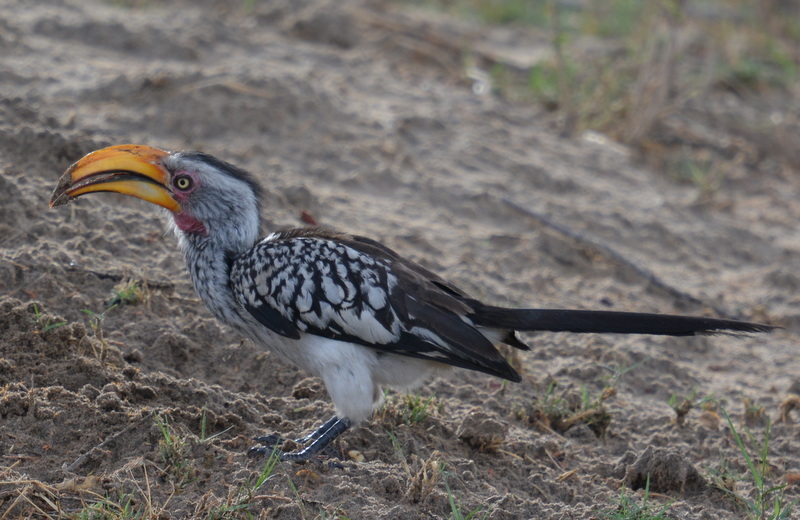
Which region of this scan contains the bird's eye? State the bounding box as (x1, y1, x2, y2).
(174, 175, 193, 191)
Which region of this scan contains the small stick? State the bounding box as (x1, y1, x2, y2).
(64, 416, 148, 473)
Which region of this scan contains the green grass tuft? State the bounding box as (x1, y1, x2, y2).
(721, 408, 797, 520)
(599, 474, 673, 519)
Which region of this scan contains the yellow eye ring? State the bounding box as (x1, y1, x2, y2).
(174, 176, 193, 191)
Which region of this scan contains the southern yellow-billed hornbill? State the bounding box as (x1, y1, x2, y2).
(50, 145, 775, 461)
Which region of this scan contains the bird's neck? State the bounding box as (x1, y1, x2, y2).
(177, 230, 253, 326)
(166, 204, 260, 324)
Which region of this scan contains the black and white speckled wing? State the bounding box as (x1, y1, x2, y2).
(229, 228, 521, 381)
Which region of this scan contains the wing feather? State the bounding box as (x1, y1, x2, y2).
(229, 228, 520, 381)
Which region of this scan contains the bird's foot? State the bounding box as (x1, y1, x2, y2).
(247, 434, 285, 458)
(247, 416, 351, 462)
(246, 435, 339, 460)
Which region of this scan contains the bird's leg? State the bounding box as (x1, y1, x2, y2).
(280, 417, 351, 462)
(248, 416, 351, 462)
(250, 416, 340, 448)
(293, 416, 341, 444)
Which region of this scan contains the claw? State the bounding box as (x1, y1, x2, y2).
(254, 434, 283, 445)
(247, 434, 285, 458)
(247, 445, 279, 458)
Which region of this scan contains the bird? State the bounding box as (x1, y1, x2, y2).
(50, 144, 775, 461)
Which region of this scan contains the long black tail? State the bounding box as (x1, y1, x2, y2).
(471, 306, 776, 337)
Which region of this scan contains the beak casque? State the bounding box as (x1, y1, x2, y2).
(49, 144, 180, 213)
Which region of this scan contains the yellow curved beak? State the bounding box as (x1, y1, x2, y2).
(49, 144, 181, 213)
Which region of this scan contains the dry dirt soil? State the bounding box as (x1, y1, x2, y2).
(2, 1, 800, 518)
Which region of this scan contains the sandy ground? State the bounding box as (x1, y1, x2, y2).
(2, 0, 800, 518)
